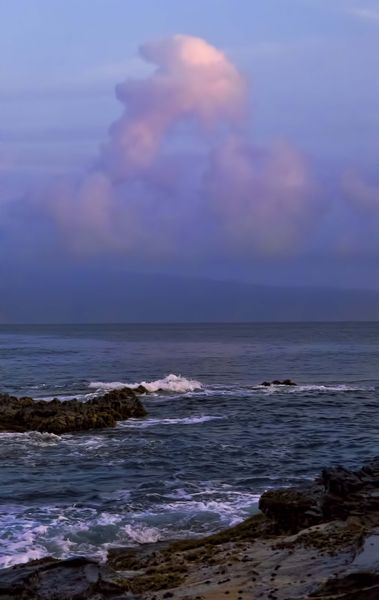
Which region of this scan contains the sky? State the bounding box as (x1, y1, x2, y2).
(0, 0, 378, 321)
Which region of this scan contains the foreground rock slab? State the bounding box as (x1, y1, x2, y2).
(0, 388, 147, 434)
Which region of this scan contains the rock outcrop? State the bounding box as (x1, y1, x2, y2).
(259, 457, 379, 532)
(1, 457, 379, 599)
(0, 557, 126, 600)
(261, 379, 297, 386)
(0, 557, 135, 600)
(0, 387, 147, 434)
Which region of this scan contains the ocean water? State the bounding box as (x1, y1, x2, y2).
(0, 322, 378, 568)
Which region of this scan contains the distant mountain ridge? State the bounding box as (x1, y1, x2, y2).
(1, 269, 378, 323)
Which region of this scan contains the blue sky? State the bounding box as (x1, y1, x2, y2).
(0, 0, 378, 319)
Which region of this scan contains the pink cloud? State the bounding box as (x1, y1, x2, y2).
(101, 34, 247, 180)
(33, 34, 330, 260)
(205, 136, 318, 255)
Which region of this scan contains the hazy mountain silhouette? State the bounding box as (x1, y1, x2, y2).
(1, 267, 378, 323)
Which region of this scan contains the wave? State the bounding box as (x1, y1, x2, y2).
(0, 477, 262, 568)
(153, 496, 260, 526)
(257, 383, 375, 394)
(129, 486, 261, 530)
(0, 505, 110, 569)
(31, 377, 371, 404)
(118, 415, 223, 428)
(0, 431, 61, 446)
(208, 382, 375, 396)
(300, 383, 374, 392)
(89, 373, 203, 394)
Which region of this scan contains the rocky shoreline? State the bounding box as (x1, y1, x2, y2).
(1, 457, 378, 599)
(0, 388, 147, 434)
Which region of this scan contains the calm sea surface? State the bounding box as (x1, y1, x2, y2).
(0, 322, 378, 567)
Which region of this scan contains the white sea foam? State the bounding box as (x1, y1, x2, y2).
(0, 482, 261, 568)
(203, 382, 374, 396)
(60, 435, 109, 454)
(297, 383, 374, 392)
(157, 496, 260, 526)
(131, 486, 261, 529)
(119, 415, 222, 429)
(123, 523, 163, 544)
(89, 373, 203, 394)
(0, 506, 122, 569)
(258, 383, 374, 393)
(1, 543, 46, 568)
(0, 431, 61, 445)
(0, 511, 49, 568)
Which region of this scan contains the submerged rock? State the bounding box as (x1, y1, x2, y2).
(0, 387, 147, 434)
(261, 379, 297, 386)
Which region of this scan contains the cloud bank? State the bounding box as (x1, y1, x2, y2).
(205, 137, 318, 255)
(6, 34, 377, 265)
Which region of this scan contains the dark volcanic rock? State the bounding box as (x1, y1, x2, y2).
(0, 387, 147, 434)
(0, 557, 127, 600)
(259, 457, 379, 533)
(322, 459, 379, 522)
(310, 571, 379, 599)
(261, 379, 297, 386)
(133, 384, 148, 394)
(259, 485, 323, 532)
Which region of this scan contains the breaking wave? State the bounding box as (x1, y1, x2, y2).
(0, 485, 260, 567)
(89, 374, 203, 394)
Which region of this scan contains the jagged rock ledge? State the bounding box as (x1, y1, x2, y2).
(1, 457, 379, 599)
(0, 388, 147, 434)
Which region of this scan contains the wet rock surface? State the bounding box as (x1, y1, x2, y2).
(1, 458, 379, 599)
(0, 388, 147, 434)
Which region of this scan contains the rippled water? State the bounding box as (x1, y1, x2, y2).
(0, 322, 378, 567)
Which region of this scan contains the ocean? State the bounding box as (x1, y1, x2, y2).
(0, 322, 378, 568)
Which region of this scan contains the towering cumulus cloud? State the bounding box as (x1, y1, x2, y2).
(41, 34, 318, 258)
(101, 35, 247, 180)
